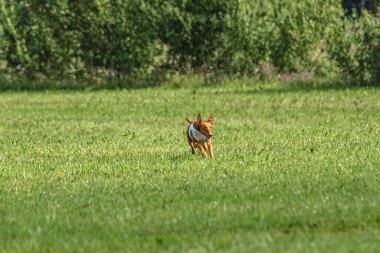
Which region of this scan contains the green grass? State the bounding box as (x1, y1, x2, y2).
(0, 81, 379, 252)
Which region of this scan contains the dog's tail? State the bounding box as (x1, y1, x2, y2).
(186, 118, 193, 124)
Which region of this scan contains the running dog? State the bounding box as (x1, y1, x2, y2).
(186, 113, 214, 159)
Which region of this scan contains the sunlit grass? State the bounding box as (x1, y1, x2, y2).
(0, 82, 379, 252)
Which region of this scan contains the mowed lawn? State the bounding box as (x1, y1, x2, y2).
(0, 82, 379, 252)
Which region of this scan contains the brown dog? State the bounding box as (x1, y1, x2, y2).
(186, 113, 214, 159)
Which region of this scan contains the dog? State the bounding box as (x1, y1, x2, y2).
(186, 113, 214, 159)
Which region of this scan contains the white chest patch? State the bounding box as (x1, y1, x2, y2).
(189, 123, 207, 144)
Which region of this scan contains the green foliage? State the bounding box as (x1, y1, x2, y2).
(0, 0, 162, 81)
(0, 0, 379, 85)
(155, 0, 237, 73)
(227, 0, 343, 75)
(0, 15, 8, 73)
(327, 11, 380, 83)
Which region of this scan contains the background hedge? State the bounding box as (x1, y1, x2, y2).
(0, 0, 379, 87)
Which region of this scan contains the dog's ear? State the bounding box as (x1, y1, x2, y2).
(208, 113, 213, 124)
(197, 114, 201, 123)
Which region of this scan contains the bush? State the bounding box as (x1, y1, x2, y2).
(0, 0, 379, 87)
(326, 11, 380, 84)
(226, 0, 344, 76)
(155, 0, 236, 74)
(0, 15, 8, 75)
(0, 0, 162, 83)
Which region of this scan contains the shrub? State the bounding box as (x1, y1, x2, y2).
(0, 0, 379, 87)
(0, 0, 162, 82)
(0, 14, 8, 75)
(326, 10, 380, 84)
(156, 0, 236, 74)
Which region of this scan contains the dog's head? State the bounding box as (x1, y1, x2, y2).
(195, 113, 213, 139)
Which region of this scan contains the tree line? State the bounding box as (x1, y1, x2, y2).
(0, 0, 379, 88)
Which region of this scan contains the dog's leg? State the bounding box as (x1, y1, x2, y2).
(206, 140, 214, 159)
(194, 142, 207, 158)
(189, 140, 195, 154)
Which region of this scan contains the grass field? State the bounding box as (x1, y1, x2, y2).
(0, 81, 379, 252)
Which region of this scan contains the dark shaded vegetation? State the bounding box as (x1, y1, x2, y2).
(0, 0, 379, 90)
